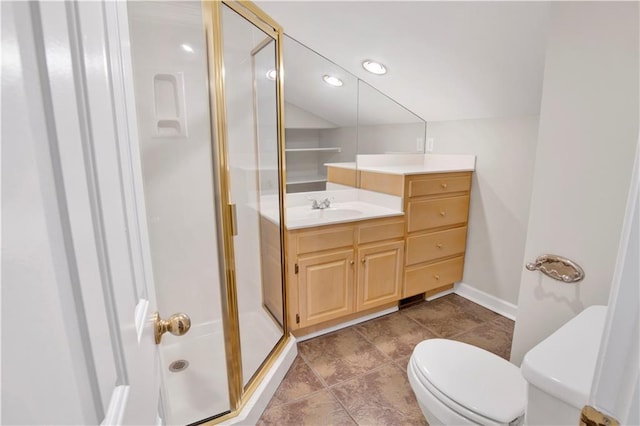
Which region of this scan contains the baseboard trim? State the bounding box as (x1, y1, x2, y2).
(454, 282, 518, 320)
(295, 306, 399, 342)
(425, 287, 456, 301)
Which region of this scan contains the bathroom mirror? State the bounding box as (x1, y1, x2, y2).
(283, 36, 358, 193)
(357, 80, 426, 155)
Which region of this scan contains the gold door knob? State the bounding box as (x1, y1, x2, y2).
(154, 312, 191, 344)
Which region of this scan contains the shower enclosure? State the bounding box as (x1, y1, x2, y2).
(125, 1, 288, 424)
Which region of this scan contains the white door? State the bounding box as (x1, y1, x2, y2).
(3, 1, 162, 424)
(588, 151, 639, 424)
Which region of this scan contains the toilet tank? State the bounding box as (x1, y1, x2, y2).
(521, 305, 607, 425)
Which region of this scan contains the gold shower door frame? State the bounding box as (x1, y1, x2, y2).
(201, 0, 289, 423)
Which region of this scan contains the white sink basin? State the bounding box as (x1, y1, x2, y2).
(282, 201, 403, 230)
(305, 208, 363, 219)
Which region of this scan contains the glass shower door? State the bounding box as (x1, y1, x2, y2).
(126, 1, 287, 423)
(219, 3, 286, 388)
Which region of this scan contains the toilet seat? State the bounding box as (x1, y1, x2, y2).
(410, 339, 526, 424)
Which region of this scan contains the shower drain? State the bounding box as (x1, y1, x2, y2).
(169, 359, 189, 373)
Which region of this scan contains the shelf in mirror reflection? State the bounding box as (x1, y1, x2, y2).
(286, 177, 327, 185)
(285, 147, 341, 153)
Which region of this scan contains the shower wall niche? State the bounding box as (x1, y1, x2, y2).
(152, 72, 187, 137)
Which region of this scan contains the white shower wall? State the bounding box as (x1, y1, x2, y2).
(128, 1, 224, 343)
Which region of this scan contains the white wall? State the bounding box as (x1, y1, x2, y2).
(511, 2, 639, 364)
(359, 123, 426, 155)
(427, 116, 539, 305)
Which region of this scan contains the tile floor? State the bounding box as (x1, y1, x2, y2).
(258, 294, 515, 425)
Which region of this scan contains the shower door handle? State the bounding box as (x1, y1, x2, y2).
(229, 203, 238, 236)
(154, 312, 191, 344)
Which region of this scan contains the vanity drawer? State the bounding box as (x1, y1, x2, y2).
(407, 173, 471, 198)
(294, 226, 354, 255)
(404, 256, 464, 297)
(407, 196, 470, 233)
(406, 227, 467, 266)
(358, 217, 405, 245)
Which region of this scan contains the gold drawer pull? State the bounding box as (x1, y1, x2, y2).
(434, 274, 440, 280)
(439, 211, 446, 217)
(436, 243, 444, 249)
(441, 183, 448, 189)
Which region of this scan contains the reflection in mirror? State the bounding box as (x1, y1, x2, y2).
(283, 36, 358, 193)
(357, 80, 426, 155)
(252, 37, 284, 329)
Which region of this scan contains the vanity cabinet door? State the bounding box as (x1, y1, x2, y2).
(297, 249, 355, 328)
(356, 241, 404, 311)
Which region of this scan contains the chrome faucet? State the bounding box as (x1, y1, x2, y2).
(309, 197, 332, 210)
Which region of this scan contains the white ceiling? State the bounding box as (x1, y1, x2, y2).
(257, 1, 551, 122)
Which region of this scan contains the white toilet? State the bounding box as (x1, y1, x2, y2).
(408, 305, 607, 425)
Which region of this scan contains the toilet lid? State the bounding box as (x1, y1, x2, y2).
(412, 339, 526, 424)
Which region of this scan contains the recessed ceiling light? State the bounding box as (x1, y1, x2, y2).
(181, 44, 194, 53)
(266, 68, 277, 80)
(322, 75, 343, 87)
(362, 60, 387, 75)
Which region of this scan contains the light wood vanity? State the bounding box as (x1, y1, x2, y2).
(284, 169, 473, 334)
(286, 216, 405, 330)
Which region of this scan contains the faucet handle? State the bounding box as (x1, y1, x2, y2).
(307, 197, 319, 209)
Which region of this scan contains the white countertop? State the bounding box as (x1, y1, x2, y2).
(324, 162, 356, 170)
(260, 189, 404, 230)
(356, 164, 474, 175)
(264, 154, 474, 230)
(284, 201, 403, 230)
(326, 154, 476, 175)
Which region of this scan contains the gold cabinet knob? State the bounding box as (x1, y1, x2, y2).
(436, 243, 444, 249)
(154, 312, 191, 344)
(361, 258, 366, 264)
(434, 274, 440, 280)
(439, 211, 446, 217)
(350, 260, 354, 265)
(441, 183, 448, 189)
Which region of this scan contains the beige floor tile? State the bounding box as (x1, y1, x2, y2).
(450, 320, 514, 359)
(258, 389, 356, 426)
(394, 356, 412, 372)
(401, 297, 486, 337)
(298, 328, 388, 386)
(442, 294, 502, 323)
(355, 313, 438, 360)
(267, 356, 325, 408)
(261, 297, 515, 425)
(330, 363, 427, 426)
